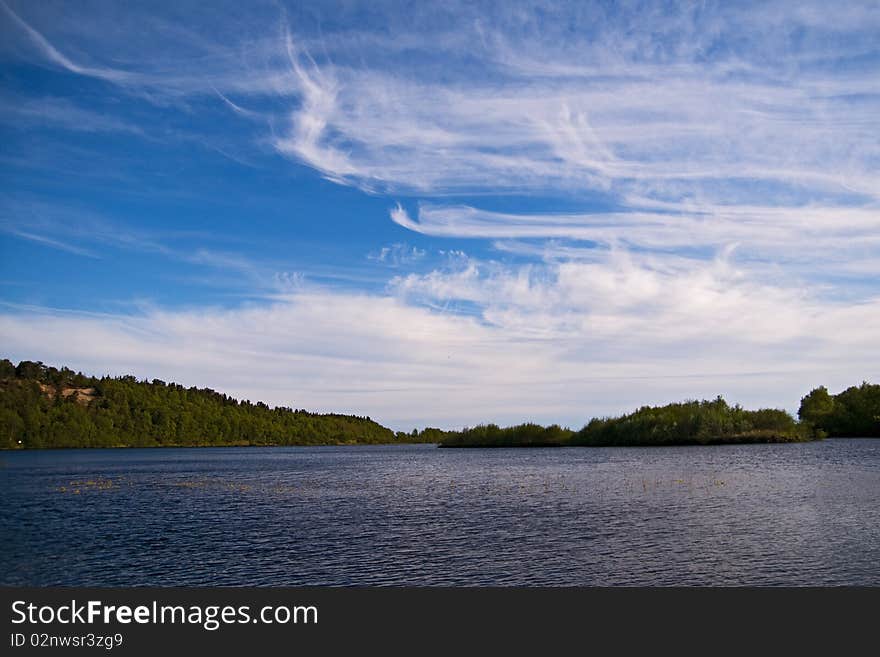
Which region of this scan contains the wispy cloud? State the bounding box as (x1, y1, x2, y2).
(5, 1, 877, 204)
(0, 95, 145, 134)
(0, 1, 134, 84)
(1, 228, 98, 258)
(368, 242, 426, 267)
(391, 204, 880, 282)
(267, 9, 880, 206)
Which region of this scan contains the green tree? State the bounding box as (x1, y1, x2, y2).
(0, 359, 16, 379)
(798, 386, 835, 429)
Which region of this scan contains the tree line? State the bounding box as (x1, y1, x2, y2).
(1, 359, 877, 449)
(439, 385, 879, 447)
(0, 359, 435, 448)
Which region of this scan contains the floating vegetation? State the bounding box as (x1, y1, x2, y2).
(56, 478, 117, 494)
(167, 478, 253, 493)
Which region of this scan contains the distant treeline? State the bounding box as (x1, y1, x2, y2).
(0, 359, 437, 449)
(1, 359, 877, 449)
(440, 384, 880, 447)
(440, 397, 808, 447)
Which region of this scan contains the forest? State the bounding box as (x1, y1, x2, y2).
(0, 359, 433, 448)
(1, 358, 877, 449)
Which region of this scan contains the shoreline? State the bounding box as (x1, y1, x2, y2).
(0, 441, 435, 451)
(3, 436, 874, 452)
(5, 361, 877, 449)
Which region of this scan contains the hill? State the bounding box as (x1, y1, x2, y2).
(0, 359, 420, 448)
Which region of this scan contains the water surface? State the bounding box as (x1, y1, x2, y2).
(1, 440, 878, 585)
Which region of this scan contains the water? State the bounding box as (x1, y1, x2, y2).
(1, 440, 878, 586)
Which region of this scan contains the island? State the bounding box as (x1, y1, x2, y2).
(440, 398, 808, 447)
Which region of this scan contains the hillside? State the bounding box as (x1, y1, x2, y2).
(0, 359, 419, 448)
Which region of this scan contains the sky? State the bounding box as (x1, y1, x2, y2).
(1, 0, 878, 430)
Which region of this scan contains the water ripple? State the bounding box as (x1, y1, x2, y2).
(1, 440, 879, 586)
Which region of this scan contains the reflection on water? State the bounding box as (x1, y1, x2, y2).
(1, 440, 879, 585)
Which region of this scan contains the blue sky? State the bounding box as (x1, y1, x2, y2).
(1, 0, 878, 429)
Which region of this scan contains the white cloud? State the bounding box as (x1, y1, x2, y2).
(5, 1, 878, 204)
(1, 229, 98, 258)
(0, 95, 144, 134)
(368, 242, 426, 267)
(392, 203, 880, 262)
(3, 255, 878, 429)
(267, 29, 880, 204)
(0, 1, 134, 84)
